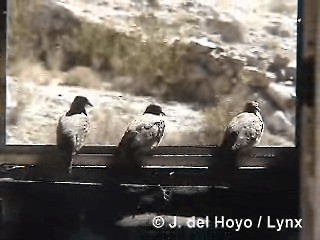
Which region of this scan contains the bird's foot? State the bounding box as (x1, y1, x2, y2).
(68, 166, 73, 175)
(158, 184, 172, 201)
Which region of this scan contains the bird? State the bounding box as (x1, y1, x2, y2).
(116, 104, 166, 167)
(56, 96, 93, 173)
(218, 101, 264, 172)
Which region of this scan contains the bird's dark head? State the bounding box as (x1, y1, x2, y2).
(144, 104, 165, 116)
(73, 96, 93, 107)
(66, 96, 93, 116)
(244, 101, 260, 113)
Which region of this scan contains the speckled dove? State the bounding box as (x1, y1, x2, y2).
(117, 104, 165, 167)
(56, 96, 92, 172)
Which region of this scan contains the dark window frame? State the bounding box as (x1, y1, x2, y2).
(0, 1, 6, 145)
(0, 2, 304, 237)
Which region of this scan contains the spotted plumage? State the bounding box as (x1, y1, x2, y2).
(117, 104, 165, 166)
(56, 96, 92, 172)
(219, 101, 264, 170)
(221, 101, 264, 152)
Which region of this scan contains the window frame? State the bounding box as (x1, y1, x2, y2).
(0, 0, 310, 238)
(0, 1, 304, 234)
(0, 1, 6, 145)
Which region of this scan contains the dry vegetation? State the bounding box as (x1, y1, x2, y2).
(61, 66, 102, 89)
(7, 0, 296, 146)
(203, 95, 249, 145)
(8, 0, 187, 98)
(87, 107, 129, 145)
(204, 107, 232, 145)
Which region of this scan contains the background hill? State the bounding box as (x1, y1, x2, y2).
(6, 0, 297, 146)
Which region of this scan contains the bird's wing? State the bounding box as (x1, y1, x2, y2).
(57, 113, 90, 152)
(222, 112, 263, 151)
(121, 115, 165, 150)
(136, 120, 165, 147)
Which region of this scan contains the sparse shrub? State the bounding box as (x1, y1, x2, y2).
(202, 97, 248, 145)
(87, 107, 129, 145)
(61, 66, 102, 89)
(8, 0, 80, 70)
(6, 78, 34, 126)
(7, 60, 54, 85)
(203, 105, 232, 145)
(9, 1, 187, 94)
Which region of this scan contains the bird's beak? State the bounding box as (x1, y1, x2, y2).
(87, 101, 93, 107)
(161, 111, 166, 116)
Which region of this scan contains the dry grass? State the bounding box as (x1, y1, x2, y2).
(7, 0, 296, 111)
(203, 105, 233, 145)
(202, 94, 252, 145)
(8, 0, 184, 78)
(8, 0, 41, 62)
(8, 0, 80, 70)
(61, 66, 102, 89)
(6, 78, 34, 126)
(86, 107, 127, 145)
(7, 60, 57, 85)
(8, 1, 188, 98)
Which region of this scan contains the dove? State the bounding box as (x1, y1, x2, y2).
(56, 96, 92, 172)
(220, 101, 264, 152)
(218, 101, 264, 174)
(117, 104, 165, 167)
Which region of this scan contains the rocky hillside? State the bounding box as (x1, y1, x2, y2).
(6, 0, 297, 146)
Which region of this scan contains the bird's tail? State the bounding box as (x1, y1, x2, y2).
(216, 133, 239, 178)
(115, 132, 141, 168)
(56, 147, 74, 174)
(218, 147, 237, 166)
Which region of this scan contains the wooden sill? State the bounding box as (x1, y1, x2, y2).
(0, 146, 298, 193)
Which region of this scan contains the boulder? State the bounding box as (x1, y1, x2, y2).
(243, 52, 259, 67)
(205, 14, 246, 43)
(240, 66, 276, 87)
(270, 52, 291, 70)
(267, 110, 294, 137)
(267, 52, 292, 82)
(264, 22, 292, 38)
(188, 37, 221, 54)
(265, 82, 296, 110)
